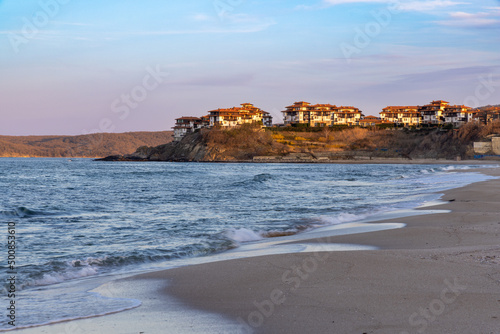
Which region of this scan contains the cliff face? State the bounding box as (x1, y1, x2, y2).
(124, 131, 208, 161)
(97, 124, 287, 162)
(96, 121, 500, 162)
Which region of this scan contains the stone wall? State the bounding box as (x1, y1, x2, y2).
(474, 142, 492, 154)
(492, 137, 500, 155)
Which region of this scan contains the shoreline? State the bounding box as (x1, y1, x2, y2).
(159, 167, 500, 333)
(205, 159, 500, 164)
(95, 157, 500, 164)
(10, 166, 500, 333)
(2, 156, 500, 164)
(160, 169, 500, 333)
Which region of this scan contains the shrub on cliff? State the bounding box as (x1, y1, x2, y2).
(203, 123, 289, 160)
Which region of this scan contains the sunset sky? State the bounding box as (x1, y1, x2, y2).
(1, 0, 499, 135)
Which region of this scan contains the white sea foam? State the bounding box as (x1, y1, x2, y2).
(225, 228, 263, 242)
(442, 165, 465, 171)
(441, 164, 498, 171)
(420, 168, 435, 174)
(31, 266, 99, 286)
(225, 212, 370, 244)
(316, 212, 368, 226)
(71, 256, 110, 267)
(2, 299, 142, 332)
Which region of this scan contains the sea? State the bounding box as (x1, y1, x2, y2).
(0, 158, 497, 331)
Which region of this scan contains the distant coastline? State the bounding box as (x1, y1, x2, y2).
(0, 131, 173, 158)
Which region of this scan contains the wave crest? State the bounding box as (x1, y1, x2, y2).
(225, 228, 263, 242)
(0, 206, 40, 218)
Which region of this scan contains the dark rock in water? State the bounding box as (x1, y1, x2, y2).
(94, 155, 145, 161)
(96, 156, 146, 161)
(95, 131, 208, 162)
(94, 155, 127, 161)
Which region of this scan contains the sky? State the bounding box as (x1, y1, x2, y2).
(0, 0, 499, 135)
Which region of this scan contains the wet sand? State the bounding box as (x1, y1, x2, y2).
(13, 167, 500, 334)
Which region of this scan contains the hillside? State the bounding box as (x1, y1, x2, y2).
(98, 121, 500, 162)
(478, 104, 500, 109)
(0, 131, 173, 158)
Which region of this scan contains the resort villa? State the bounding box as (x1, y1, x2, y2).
(208, 103, 272, 128)
(282, 102, 364, 127)
(380, 106, 420, 127)
(419, 100, 450, 125)
(173, 103, 272, 141)
(281, 102, 333, 127)
(172, 100, 499, 141)
(443, 105, 474, 127)
(379, 101, 480, 128)
(333, 107, 364, 126)
(359, 115, 384, 127)
(173, 116, 209, 141)
(482, 106, 500, 124)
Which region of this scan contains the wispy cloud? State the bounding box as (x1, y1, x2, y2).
(324, 0, 386, 4)
(393, 65, 499, 85)
(51, 21, 94, 27)
(398, 0, 468, 11)
(438, 7, 500, 28)
(143, 14, 276, 35)
(0, 29, 99, 43)
(0, 18, 276, 44)
(127, 20, 276, 36)
(173, 73, 255, 87)
(224, 13, 265, 24)
(274, 45, 499, 78)
(190, 13, 212, 22)
(294, 4, 317, 10)
(323, 0, 468, 11)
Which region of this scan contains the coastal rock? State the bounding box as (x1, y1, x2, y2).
(95, 124, 500, 162)
(95, 131, 208, 162)
(94, 155, 142, 161)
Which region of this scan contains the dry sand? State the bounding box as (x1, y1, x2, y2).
(12, 167, 500, 334)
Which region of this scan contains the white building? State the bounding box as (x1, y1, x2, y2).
(443, 105, 473, 127)
(419, 100, 449, 125)
(172, 117, 206, 141)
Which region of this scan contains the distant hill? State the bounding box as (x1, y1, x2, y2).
(0, 131, 173, 158)
(478, 104, 500, 110)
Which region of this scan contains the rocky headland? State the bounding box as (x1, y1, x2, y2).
(96, 122, 500, 163)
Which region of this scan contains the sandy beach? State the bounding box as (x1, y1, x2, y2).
(12, 167, 500, 334)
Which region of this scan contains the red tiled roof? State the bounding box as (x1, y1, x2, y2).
(312, 104, 337, 108)
(284, 101, 311, 108)
(383, 106, 419, 110)
(176, 116, 201, 121)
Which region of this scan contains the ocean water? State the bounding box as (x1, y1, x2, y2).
(0, 158, 497, 330)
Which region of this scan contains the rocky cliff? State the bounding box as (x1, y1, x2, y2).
(97, 131, 208, 161)
(96, 121, 500, 162)
(96, 124, 287, 162)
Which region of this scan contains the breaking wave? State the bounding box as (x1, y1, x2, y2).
(0, 207, 45, 218)
(224, 212, 370, 244)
